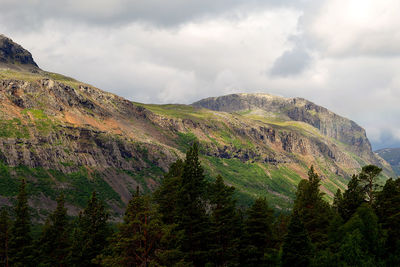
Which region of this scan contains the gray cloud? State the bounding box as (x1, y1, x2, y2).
(270, 46, 312, 76)
(373, 130, 400, 151)
(0, 0, 300, 31)
(1, 0, 400, 149)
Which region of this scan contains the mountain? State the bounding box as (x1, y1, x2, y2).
(0, 34, 39, 71)
(0, 35, 393, 219)
(375, 148, 400, 176)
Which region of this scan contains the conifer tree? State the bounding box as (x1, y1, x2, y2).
(338, 204, 382, 266)
(9, 179, 33, 267)
(293, 166, 332, 248)
(336, 175, 365, 221)
(38, 193, 70, 266)
(374, 178, 400, 264)
(241, 197, 274, 266)
(281, 210, 313, 267)
(358, 165, 382, 204)
(69, 191, 110, 266)
(272, 213, 290, 250)
(209, 175, 239, 266)
(176, 142, 210, 266)
(0, 209, 10, 267)
(97, 187, 165, 266)
(154, 159, 184, 225)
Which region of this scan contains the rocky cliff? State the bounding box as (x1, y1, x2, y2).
(0, 35, 393, 219)
(0, 35, 39, 71)
(193, 93, 372, 156)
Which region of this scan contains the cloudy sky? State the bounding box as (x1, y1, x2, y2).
(1, 0, 399, 149)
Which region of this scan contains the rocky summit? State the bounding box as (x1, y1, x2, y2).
(0, 35, 394, 219)
(0, 35, 39, 71)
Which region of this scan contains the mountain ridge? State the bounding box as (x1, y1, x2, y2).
(0, 34, 394, 218)
(0, 35, 40, 71)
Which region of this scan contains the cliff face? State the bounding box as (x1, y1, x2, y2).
(0, 35, 39, 71)
(193, 93, 372, 155)
(0, 35, 394, 218)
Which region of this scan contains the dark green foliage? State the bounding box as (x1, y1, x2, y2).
(241, 197, 275, 266)
(0, 209, 10, 267)
(358, 165, 382, 203)
(176, 142, 210, 266)
(208, 175, 240, 266)
(281, 210, 313, 267)
(0, 152, 395, 267)
(337, 204, 382, 266)
(335, 175, 365, 221)
(37, 193, 70, 266)
(374, 178, 400, 264)
(69, 191, 111, 266)
(293, 166, 332, 248)
(154, 159, 184, 225)
(9, 179, 33, 267)
(272, 213, 290, 250)
(97, 188, 165, 266)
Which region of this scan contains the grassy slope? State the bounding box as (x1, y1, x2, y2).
(0, 69, 382, 212)
(137, 102, 356, 208)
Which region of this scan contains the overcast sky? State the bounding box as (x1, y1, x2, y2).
(1, 0, 399, 150)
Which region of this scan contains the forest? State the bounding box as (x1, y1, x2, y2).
(0, 142, 399, 267)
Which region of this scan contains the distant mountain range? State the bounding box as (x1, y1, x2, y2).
(0, 34, 394, 218)
(375, 148, 400, 176)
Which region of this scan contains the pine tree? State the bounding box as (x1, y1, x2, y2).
(338, 204, 382, 266)
(293, 166, 332, 248)
(241, 197, 274, 266)
(97, 187, 165, 266)
(154, 159, 184, 225)
(272, 213, 290, 250)
(208, 175, 240, 266)
(0, 209, 10, 267)
(38, 193, 70, 266)
(176, 142, 210, 266)
(69, 191, 110, 266)
(281, 210, 313, 267)
(337, 175, 365, 221)
(9, 179, 33, 267)
(374, 178, 400, 264)
(358, 165, 382, 204)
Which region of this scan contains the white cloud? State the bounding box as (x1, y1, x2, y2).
(1, 0, 400, 149)
(307, 0, 400, 57)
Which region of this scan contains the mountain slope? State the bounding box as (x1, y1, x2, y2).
(375, 148, 400, 176)
(0, 35, 393, 218)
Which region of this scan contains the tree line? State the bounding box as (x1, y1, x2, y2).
(0, 142, 399, 266)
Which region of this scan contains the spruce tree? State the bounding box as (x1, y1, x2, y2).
(154, 159, 184, 225)
(337, 174, 365, 221)
(97, 188, 165, 266)
(293, 166, 332, 248)
(0, 208, 10, 267)
(374, 178, 400, 264)
(281, 210, 313, 267)
(241, 197, 274, 266)
(69, 191, 110, 266)
(38, 193, 70, 266)
(338, 204, 382, 266)
(176, 142, 210, 266)
(209, 175, 239, 266)
(9, 179, 33, 267)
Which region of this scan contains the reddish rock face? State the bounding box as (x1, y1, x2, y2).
(0, 34, 394, 217)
